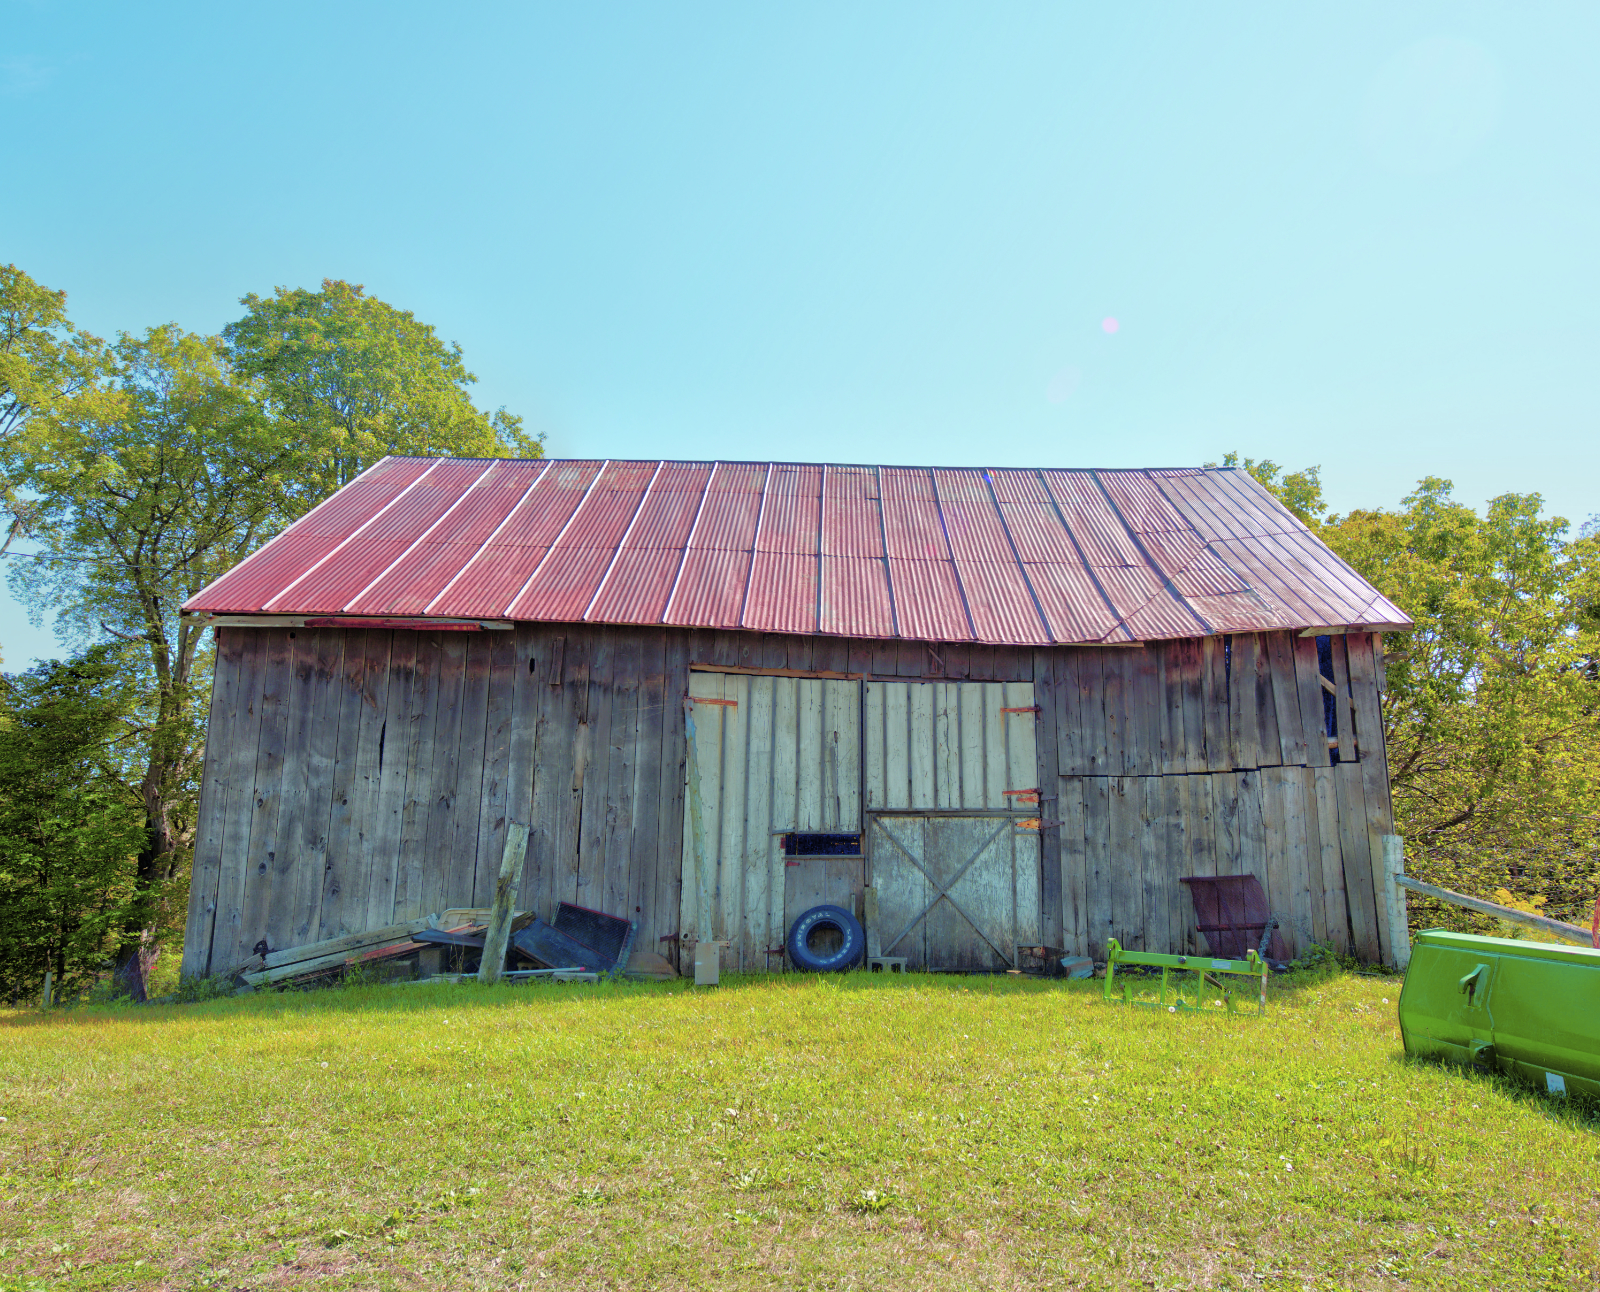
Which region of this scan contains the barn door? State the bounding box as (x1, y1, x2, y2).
(680, 670, 862, 971)
(869, 815, 1041, 971)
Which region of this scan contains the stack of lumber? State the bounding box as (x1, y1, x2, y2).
(233, 916, 442, 987)
(232, 902, 669, 990)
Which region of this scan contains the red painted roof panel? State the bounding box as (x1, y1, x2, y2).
(186, 458, 1413, 642)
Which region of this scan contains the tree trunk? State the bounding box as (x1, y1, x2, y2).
(113, 782, 178, 1001)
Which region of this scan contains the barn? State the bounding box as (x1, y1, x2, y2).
(178, 457, 1411, 980)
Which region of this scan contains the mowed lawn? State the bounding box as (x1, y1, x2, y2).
(2, 970, 1598, 1291)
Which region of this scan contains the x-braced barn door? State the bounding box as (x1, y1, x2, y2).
(868, 815, 1041, 972)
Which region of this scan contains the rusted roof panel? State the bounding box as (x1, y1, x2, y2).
(186, 458, 1413, 642)
(819, 556, 894, 638)
(1039, 470, 1145, 569)
(584, 546, 683, 624)
(744, 551, 818, 635)
(1025, 563, 1130, 643)
(886, 558, 974, 641)
(956, 560, 1051, 644)
(665, 548, 750, 627)
(1097, 469, 1190, 534)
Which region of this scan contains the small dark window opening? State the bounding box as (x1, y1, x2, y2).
(1316, 635, 1340, 760)
(782, 832, 862, 858)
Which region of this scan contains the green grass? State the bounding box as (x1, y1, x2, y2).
(2, 970, 1598, 1290)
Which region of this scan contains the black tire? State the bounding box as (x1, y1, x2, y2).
(787, 904, 865, 973)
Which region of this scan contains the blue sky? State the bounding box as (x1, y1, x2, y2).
(3, 2, 1597, 666)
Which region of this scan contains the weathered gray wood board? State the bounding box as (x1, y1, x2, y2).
(183, 625, 1396, 976)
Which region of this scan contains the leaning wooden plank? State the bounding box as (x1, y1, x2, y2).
(260, 916, 438, 970)
(242, 937, 430, 987)
(479, 821, 532, 985)
(1394, 876, 1593, 945)
(414, 928, 487, 949)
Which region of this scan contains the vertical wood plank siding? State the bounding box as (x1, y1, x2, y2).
(184, 626, 1396, 976)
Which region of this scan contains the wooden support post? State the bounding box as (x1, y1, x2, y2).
(1379, 834, 1409, 970)
(862, 886, 881, 959)
(478, 821, 531, 985)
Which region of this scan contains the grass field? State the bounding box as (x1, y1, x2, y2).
(2, 969, 1598, 1291)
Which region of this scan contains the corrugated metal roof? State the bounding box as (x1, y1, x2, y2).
(185, 458, 1413, 644)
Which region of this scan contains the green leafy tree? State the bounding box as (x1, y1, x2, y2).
(1323, 480, 1600, 923)
(0, 646, 146, 1004)
(7, 325, 302, 998)
(223, 279, 542, 504)
(0, 264, 114, 556)
(4, 273, 542, 995)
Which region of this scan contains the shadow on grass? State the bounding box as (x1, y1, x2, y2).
(2, 966, 1126, 1030)
(1387, 1049, 1600, 1131)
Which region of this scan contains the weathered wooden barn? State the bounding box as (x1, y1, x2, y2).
(179, 458, 1411, 979)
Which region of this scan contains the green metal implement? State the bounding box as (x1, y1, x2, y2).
(1398, 929, 1600, 1098)
(1102, 939, 1269, 1016)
